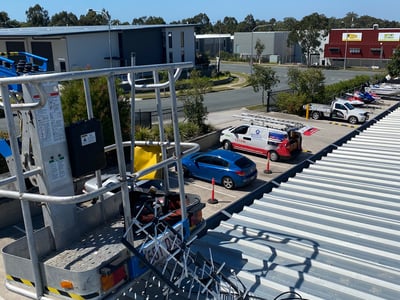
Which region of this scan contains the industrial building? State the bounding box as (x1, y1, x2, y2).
(325, 25, 400, 69)
(0, 24, 196, 72)
(233, 31, 303, 64)
(195, 33, 233, 58)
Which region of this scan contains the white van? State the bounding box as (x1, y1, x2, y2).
(219, 123, 302, 161)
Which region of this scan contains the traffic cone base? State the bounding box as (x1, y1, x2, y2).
(208, 198, 219, 204)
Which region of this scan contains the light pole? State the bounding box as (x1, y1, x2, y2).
(250, 24, 270, 74)
(380, 42, 383, 68)
(343, 32, 348, 70)
(89, 9, 112, 68)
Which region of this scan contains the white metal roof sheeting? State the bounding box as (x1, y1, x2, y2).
(193, 107, 400, 299)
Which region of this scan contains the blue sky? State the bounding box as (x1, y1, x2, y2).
(3, 0, 400, 24)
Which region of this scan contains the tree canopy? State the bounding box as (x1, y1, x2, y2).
(386, 46, 400, 78)
(1, 6, 399, 31)
(248, 65, 280, 106)
(287, 13, 329, 66)
(25, 4, 50, 27)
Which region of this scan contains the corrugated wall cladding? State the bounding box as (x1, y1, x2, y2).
(193, 106, 400, 299)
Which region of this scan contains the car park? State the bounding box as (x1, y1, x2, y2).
(181, 149, 257, 189)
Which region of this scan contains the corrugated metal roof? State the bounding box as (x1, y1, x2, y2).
(0, 24, 193, 36)
(193, 105, 400, 299)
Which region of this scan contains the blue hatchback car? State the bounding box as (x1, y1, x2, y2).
(181, 149, 257, 189)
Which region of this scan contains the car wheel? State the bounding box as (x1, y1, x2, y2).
(269, 151, 279, 162)
(222, 140, 232, 150)
(311, 111, 321, 120)
(182, 165, 191, 177)
(348, 116, 358, 124)
(222, 176, 235, 189)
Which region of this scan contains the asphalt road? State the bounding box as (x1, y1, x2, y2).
(134, 63, 381, 113)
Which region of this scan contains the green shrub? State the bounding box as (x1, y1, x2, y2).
(134, 126, 157, 141)
(179, 122, 201, 140)
(276, 93, 308, 115)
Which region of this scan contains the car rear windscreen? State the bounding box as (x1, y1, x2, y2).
(235, 157, 254, 168)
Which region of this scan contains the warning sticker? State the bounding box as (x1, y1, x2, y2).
(81, 132, 96, 146)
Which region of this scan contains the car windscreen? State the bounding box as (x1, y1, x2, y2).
(235, 156, 254, 168)
(344, 102, 355, 110)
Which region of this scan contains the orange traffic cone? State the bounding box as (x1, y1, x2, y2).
(207, 177, 218, 204)
(264, 152, 272, 174)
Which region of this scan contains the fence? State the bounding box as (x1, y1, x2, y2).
(135, 106, 185, 128)
(267, 89, 294, 112)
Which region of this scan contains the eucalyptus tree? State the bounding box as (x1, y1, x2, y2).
(50, 11, 78, 26)
(25, 4, 50, 26)
(221, 17, 238, 34)
(79, 9, 110, 26)
(237, 14, 256, 32)
(387, 46, 400, 78)
(132, 16, 165, 25)
(287, 67, 325, 103)
(287, 13, 329, 66)
(255, 39, 265, 64)
(248, 65, 279, 106)
(178, 69, 210, 129)
(182, 13, 211, 34)
(0, 11, 10, 27)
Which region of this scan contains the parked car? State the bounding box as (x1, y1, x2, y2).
(181, 149, 257, 190)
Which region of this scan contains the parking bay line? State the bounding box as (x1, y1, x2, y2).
(189, 182, 237, 198)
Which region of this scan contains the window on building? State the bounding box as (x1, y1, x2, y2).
(180, 32, 184, 48)
(329, 47, 340, 53)
(181, 50, 185, 62)
(168, 32, 172, 49)
(169, 52, 173, 63)
(349, 48, 360, 54)
(370, 48, 381, 52)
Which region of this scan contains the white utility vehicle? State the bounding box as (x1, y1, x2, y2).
(220, 113, 303, 161)
(304, 98, 369, 124)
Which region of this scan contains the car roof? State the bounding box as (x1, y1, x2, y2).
(206, 149, 245, 160)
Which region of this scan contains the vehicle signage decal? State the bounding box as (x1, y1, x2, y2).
(232, 142, 268, 156)
(268, 132, 285, 143)
(251, 129, 262, 139)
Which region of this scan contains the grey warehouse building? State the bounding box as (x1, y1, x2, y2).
(0, 24, 197, 72)
(233, 31, 302, 64)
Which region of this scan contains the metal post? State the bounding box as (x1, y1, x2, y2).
(250, 30, 254, 74)
(107, 18, 112, 68)
(266, 90, 271, 112)
(217, 31, 221, 73)
(89, 9, 112, 68)
(344, 32, 348, 70)
(130, 52, 136, 174)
